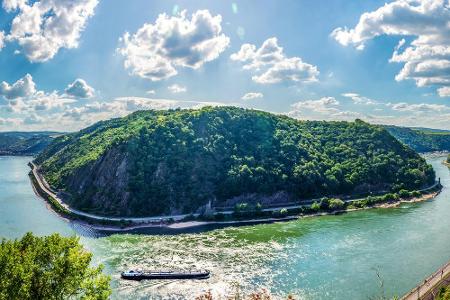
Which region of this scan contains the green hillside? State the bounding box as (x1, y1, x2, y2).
(385, 126, 450, 152)
(0, 132, 60, 156)
(35, 107, 434, 217)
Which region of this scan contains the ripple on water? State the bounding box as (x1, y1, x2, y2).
(89, 225, 293, 299)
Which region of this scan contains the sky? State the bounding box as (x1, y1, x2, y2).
(0, 0, 449, 131)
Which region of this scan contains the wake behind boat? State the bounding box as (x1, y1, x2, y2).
(121, 269, 210, 281)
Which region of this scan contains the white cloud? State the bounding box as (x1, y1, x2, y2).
(0, 74, 36, 99)
(0, 75, 78, 113)
(241, 92, 263, 100)
(438, 86, 450, 97)
(0, 31, 5, 50)
(3, 0, 98, 62)
(341, 92, 378, 105)
(168, 84, 187, 94)
(146, 90, 156, 95)
(388, 102, 450, 112)
(118, 10, 230, 81)
(231, 37, 319, 84)
(114, 97, 228, 111)
(64, 79, 95, 98)
(0, 117, 22, 126)
(62, 101, 123, 120)
(289, 97, 340, 116)
(2, 0, 27, 12)
(28, 91, 76, 111)
(286, 94, 450, 129)
(23, 113, 45, 125)
(331, 0, 450, 97)
(57, 97, 230, 129)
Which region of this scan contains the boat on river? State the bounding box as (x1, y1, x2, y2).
(121, 269, 210, 280)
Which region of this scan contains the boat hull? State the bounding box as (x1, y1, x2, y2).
(121, 271, 210, 281)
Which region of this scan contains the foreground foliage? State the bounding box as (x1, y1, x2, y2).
(36, 107, 434, 217)
(0, 233, 111, 300)
(438, 287, 450, 300)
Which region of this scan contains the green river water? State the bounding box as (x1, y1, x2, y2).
(0, 155, 449, 299)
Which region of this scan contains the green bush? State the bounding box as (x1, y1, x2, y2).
(398, 189, 411, 199)
(310, 202, 321, 212)
(328, 198, 345, 211)
(411, 190, 421, 197)
(382, 193, 399, 202)
(234, 202, 249, 214)
(279, 208, 288, 216)
(0, 233, 111, 300)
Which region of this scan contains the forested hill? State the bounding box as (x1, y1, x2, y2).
(0, 132, 60, 156)
(385, 126, 450, 152)
(36, 107, 434, 217)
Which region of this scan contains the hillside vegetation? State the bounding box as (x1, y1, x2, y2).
(36, 107, 434, 217)
(0, 132, 59, 156)
(385, 126, 450, 152)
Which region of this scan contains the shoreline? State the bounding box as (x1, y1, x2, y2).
(80, 190, 441, 234)
(28, 160, 443, 235)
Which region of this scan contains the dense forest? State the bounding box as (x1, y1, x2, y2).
(385, 126, 450, 152)
(36, 107, 434, 217)
(0, 132, 59, 156)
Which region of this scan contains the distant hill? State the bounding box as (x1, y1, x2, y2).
(384, 126, 450, 152)
(35, 107, 434, 217)
(0, 132, 61, 156)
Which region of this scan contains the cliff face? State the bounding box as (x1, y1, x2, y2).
(62, 147, 130, 215)
(35, 107, 435, 217)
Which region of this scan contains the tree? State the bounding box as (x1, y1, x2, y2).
(310, 202, 321, 212)
(0, 233, 111, 300)
(328, 198, 345, 211)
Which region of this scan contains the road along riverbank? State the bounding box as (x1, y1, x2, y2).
(401, 259, 450, 300)
(29, 161, 442, 233)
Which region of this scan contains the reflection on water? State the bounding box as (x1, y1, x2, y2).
(0, 155, 449, 299)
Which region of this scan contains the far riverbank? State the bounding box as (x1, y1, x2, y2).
(89, 190, 440, 235)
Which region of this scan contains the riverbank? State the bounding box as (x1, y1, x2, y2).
(4, 154, 450, 299)
(28, 159, 442, 234)
(77, 191, 439, 234)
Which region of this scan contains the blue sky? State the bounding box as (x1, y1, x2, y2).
(0, 0, 449, 131)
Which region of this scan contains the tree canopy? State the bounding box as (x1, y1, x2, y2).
(0, 233, 111, 300)
(385, 125, 450, 152)
(36, 106, 435, 217)
(0, 132, 59, 156)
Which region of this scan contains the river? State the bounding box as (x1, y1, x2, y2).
(0, 155, 449, 299)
